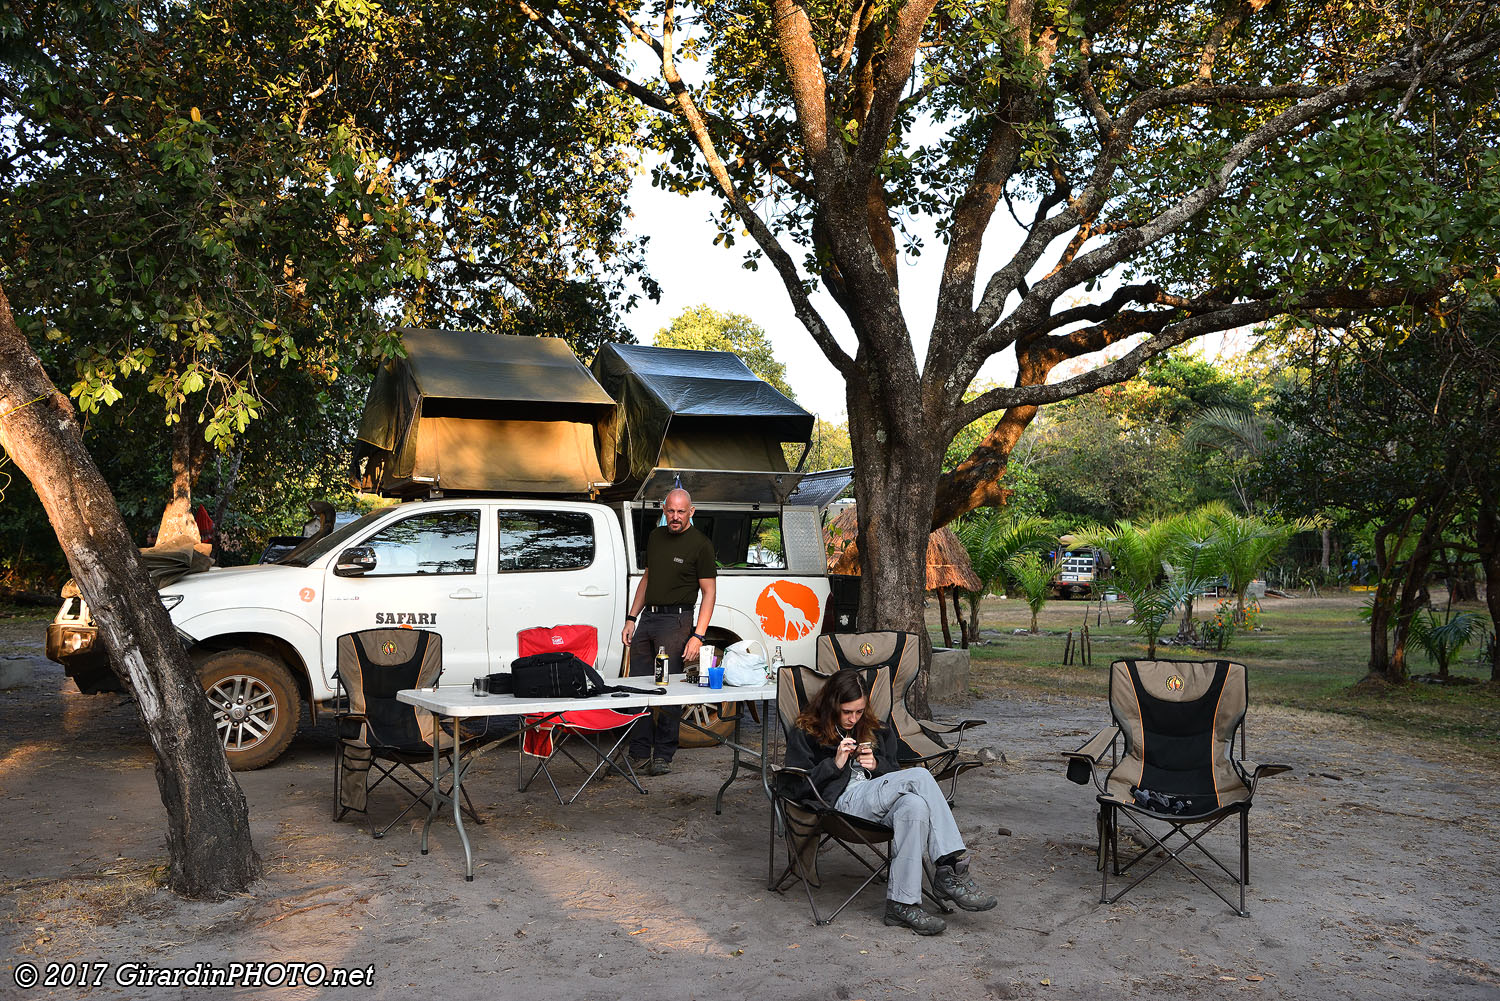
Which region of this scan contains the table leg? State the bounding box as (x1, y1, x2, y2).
(421, 710, 440, 856)
(714, 703, 744, 816)
(761, 697, 775, 888)
(452, 720, 474, 881)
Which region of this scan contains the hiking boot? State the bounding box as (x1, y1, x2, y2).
(934, 861, 997, 911)
(627, 757, 651, 776)
(647, 759, 673, 776)
(883, 900, 945, 936)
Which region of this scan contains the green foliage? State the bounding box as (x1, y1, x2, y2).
(654, 305, 795, 399)
(803, 417, 853, 472)
(1, 1, 422, 449)
(1011, 350, 1266, 524)
(1410, 609, 1492, 679)
(953, 508, 1055, 641)
(1004, 551, 1061, 634)
(1200, 599, 1237, 652)
(1077, 504, 1306, 654)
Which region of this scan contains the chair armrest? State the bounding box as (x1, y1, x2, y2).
(1063, 726, 1119, 786)
(1242, 760, 1291, 796)
(771, 765, 833, 810)
(896, 750, 962, 777)
(917, 717, 987, 737)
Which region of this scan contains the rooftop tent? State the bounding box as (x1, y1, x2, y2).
(352, 329, 616, 496)
(590, 343, 815, 484)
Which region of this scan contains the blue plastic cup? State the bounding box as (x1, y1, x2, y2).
(707, 666, 725, 690)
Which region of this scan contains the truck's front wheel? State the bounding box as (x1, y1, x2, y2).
(198, 650, 301, 771)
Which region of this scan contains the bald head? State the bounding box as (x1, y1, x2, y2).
(663, 488, 694, 533)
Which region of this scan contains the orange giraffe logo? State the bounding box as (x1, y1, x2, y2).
(756, 581, 821, 642)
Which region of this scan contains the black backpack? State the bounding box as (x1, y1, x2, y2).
(489, 651, 660, 699)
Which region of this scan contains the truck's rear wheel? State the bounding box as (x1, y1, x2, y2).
(198, 650, 301, 771)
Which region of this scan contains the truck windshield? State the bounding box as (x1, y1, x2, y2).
(278, 510, 388, 567)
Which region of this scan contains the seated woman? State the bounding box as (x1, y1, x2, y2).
(784, 668, 996, 935)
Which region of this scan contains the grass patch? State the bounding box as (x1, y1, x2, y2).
(934, 591, 1499, 751)
(6, 859, 170, 953)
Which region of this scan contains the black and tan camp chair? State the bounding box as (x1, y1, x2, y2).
(816, 632, 986, 801)
(768, 663, 953, 926)
(332, 629, 505, 838)
(1064, 658, 1290, 916)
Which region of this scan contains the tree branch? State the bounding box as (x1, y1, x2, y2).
(512, 0, 675, 114)
(853, 0, 941, 171)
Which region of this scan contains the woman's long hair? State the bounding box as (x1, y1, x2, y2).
(795, 669, 881, 747)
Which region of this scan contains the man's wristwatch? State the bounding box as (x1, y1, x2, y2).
(625, 614, 637, 623)
(691, 632, 706, 642)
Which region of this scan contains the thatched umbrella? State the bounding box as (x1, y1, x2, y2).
(826, 507, 982, 647)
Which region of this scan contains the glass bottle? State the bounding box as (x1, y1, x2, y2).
(768, 644, 784, 686)
(654, 645, 670, 686)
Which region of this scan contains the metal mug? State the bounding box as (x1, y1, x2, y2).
(472, 676, 489, 697)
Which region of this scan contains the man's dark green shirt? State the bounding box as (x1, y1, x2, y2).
(644, 525, 716, 606)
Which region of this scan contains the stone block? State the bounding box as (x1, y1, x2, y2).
(928, 647, 970, 700)
(0, 657, 33, 690)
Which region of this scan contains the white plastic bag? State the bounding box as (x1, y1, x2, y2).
(720, 639, 767, 686)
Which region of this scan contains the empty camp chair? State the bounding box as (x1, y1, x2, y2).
(768, 663, 952, 926)
(516, 624, 649, 804)
(817, 632, 986, 801)
(1064, 659, 1290, 916)
(333, 629, 504, 838)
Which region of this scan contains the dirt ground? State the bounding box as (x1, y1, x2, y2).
(3, 617, 1498, 1001)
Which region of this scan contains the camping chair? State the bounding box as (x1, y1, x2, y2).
(515, 624, 649, 804)
(1063, 659, 1290, 916)
(768, 663, 954, 926)
(332, 629, 504, 838)
(817, 632, 986, 802)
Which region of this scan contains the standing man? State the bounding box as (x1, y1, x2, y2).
(622, 487, 716, 776)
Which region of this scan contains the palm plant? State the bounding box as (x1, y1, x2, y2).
(1076, 518, 1186, 658)
(1183, 405, 1272, 514)
(1004, 551, 1063, 633)
(1204, 508, 1318, 625)
(1128, 577, 1207, 658)
(1409, 609, 1491, 680)
(1166, 535, 1223, 643)
(953, 509, 1054, 643)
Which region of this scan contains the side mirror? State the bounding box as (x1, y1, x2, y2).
(334, 546, 377, 577)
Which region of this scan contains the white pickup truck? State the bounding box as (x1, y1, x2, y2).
(47, 480, 841, 770)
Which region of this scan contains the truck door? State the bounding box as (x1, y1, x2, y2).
(320, 507, 489, 683)
(487, 507, 619, 671)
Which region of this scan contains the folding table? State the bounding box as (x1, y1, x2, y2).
(396, 680, 775, 880)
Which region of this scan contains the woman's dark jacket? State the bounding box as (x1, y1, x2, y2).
(783, 722, 901, 805)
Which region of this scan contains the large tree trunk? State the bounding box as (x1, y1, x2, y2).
(846, 360, 942, 717)
(156, 413, 207, 545)
(0, 289, 259, 898)
(1320, 527, 1331, 572)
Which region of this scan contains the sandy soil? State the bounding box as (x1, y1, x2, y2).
(2, 618, 1498, 1001)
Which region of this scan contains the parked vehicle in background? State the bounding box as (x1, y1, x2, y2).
(1051, 548, 1102, 598)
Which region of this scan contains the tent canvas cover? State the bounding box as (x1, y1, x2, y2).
(590, 343, 814, 485)
(352, 329, 616, 496)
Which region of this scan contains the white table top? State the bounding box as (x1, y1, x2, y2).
(396, 679, 776, 718)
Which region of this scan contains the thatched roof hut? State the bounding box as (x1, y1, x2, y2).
(826, 507, 982, 593)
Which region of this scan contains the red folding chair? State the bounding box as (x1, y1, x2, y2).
(516, 625, 650, 804)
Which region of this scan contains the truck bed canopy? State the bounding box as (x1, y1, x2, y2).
(352, 329, 616, 496)
(590, 343, 815, 484)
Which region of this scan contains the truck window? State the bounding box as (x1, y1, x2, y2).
(497, 510, 595, 571)
(630, 509, 784, 569)
(363, 510, 479, 575)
